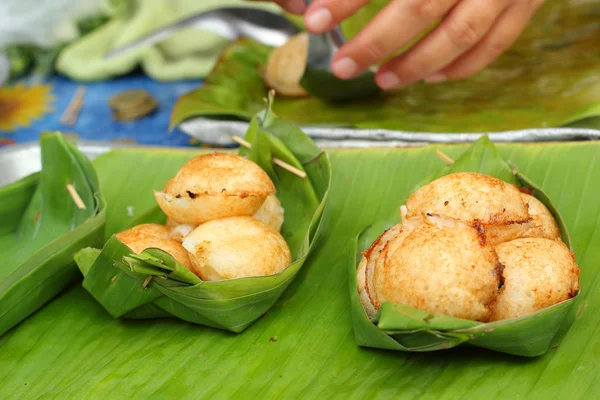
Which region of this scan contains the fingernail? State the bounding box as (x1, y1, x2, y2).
(305, 8, 332, 32)
(285, 0, 306, 14)
(377, 72, 402, 89)
(424, 73, 447, 84)
(332, 57, 359, 79)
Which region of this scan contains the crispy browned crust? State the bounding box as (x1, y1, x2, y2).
(183, 216, 291, 280)
(406, 173, 530, 227)
(116, 224, 194, 272)
(490, 238, 580, 321)
(373, 216, 500, 322)
(163, 153, 275, 198)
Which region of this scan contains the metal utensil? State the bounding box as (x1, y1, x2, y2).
(105, 7, 301, 59)
(0, 53, 9, 85)
(178, 118, 600, 148)
(299, 0, 381, 101)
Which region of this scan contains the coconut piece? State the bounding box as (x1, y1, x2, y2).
(263, 32, 309, 98)
(115, 224, 194, 272)
(182, 216, 291, 281)
(405, 172, 531, 245)
(169, 223, 196, 242)
(363, 215, 500, 322)
(490, 238, 580, 321)
(154, 153, 276, 225)
(253, 194, 285, 232)
(519, 193, 561, 240)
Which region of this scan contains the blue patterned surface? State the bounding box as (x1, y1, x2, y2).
(3, 74, 204, 147)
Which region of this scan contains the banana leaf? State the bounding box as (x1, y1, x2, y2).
(3, 140, 600, 398)
(171, 0, 600, 132)
(349, 136, 575, 357)
(74, 102, 331, 333)
(0, 132, 106, 337)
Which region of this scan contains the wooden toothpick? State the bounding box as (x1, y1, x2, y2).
(436, 149, 455, 165)
(66, 183, 87, 210)
(60, 86, 86, 127)
(142, 275, 153, 289)
(232, 136, 307, 179)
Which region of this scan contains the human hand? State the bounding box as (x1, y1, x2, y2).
(302, 0, 545, 89)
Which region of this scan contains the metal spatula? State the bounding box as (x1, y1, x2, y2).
(104, 7, 301, 58)
(299, 0, 381, 102)
(299, 26, 381, 102)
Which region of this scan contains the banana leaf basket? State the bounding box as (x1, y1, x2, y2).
(349, 136, 576, 357)
(74, 103, 331, 333)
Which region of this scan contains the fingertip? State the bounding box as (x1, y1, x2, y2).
(423, 72, 447, 84)
(376, 70, 402, 90)
(331, 57, 359, 79)
(304, 7, 333, 33)
(285, 0, 306, 15)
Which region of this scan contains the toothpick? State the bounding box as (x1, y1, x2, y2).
(231, 136, 307, 179)
(436, 149, 455, 165)
(142, 275, 152, 289)
(66, 183, 87, 210)
(60, 86, 86, 127)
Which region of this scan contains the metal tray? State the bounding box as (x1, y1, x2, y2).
(4, 124, 600, 187)
(0, 140, 195, 187)
(0, 141, 116, 187)
(179, 117, 600, 147)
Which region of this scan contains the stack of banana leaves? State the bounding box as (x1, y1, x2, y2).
(1, 102, 600, 397)
(171, 0, 600, 133)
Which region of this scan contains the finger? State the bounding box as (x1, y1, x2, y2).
(435, 0, 546, 82)
(304, 0, 371, 33)
(331, 0, 458, 80)
(375, 0, 509, 89)
(254, 0, 306, 14)
(284, 0, 307, 14)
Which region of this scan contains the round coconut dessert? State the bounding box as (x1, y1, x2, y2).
(519, 193, 561, 240)
(253, 194, 285, 232)
(263, 32, 309, 98)
(182, 216, 291, 281)
(490, 238, 580, 321)
(404, 172, 531, 245)
(116, 224, 193, 272)
(359, 215, 501, 322)
(154, 153, 276, 226)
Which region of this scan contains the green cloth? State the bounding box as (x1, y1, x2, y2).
(56, 0, 281, 81)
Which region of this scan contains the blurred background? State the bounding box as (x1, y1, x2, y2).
(0, 0, 281, 148)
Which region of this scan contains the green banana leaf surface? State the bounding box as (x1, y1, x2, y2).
(2, 140, 600, 398)
(75, 105, 331, 333)
(349, 137, 575, 357)
(172, 0, 600, 132)
(0, 132, 106, 337)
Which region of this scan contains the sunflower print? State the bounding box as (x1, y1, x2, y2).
(0, 83, 55, 132)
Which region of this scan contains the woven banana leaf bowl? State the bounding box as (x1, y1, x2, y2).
(349, 137, 578, 357)
(74, 103, 331, 333)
